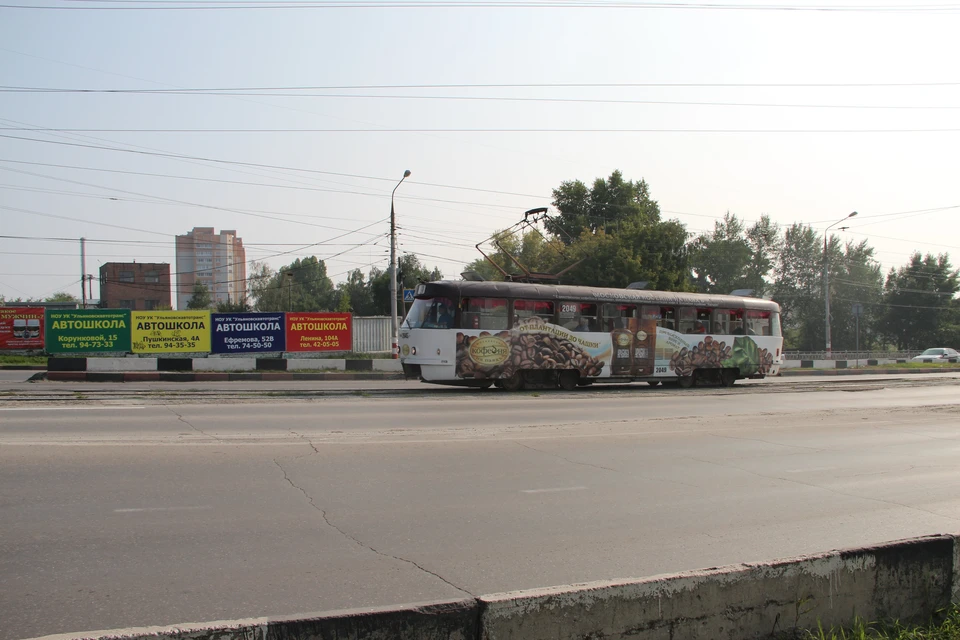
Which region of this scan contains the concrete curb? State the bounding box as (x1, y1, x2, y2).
(0, 364, 46, 370)
(24, 534, 960, 640)
(780, 368, 960, 376)
(41, 371, 405, 383)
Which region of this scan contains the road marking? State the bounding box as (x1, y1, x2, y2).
(114, 506, 211, 513)
(521, 486, 587, 494)
(0, 406, 145, 412)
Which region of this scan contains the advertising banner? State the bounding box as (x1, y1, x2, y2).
(131, 311, 211, 353)
(211, 313, 286, 354)
(285, 312, 352, 352)
(45, 309, 131, 354)
(0, 307, 44, 350)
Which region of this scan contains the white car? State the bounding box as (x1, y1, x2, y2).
(911, 348, 960, 363)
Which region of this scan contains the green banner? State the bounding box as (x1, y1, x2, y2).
(45, 309, 132, 354)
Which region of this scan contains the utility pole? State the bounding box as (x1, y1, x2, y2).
(80, 237, 87, 309)
(823, 212, 857, 357)
(389, 170, 411, 359)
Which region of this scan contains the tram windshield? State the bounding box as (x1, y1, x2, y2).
(403, 297, 455, 329)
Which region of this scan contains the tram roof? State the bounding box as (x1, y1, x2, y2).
(416, 280, 780, 311)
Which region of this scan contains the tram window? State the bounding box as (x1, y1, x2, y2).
(513, 300, 555, 327)
(403, 297, 455, 329)
(558, 301, 597, 331)
(657, 307, 676, 331)
(746, 310, 775, 336)
(678, 307, 697, 334)
(461, 297, 508, 331)
(601, 303, 636, 330)
(712, 308, 744, 335)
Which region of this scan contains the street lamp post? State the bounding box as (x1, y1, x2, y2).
(824, 211, 858, 357)
(390, 170, 411, 359)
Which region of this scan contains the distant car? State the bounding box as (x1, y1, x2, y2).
(911, 348, 960, 363)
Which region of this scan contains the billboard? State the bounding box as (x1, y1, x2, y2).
(131, 311, 211, 353)
(45, 309, 131, 354)
(211, 313, 286, 354)
(0, 307, 44, 350)
(285, 312, 352, 352)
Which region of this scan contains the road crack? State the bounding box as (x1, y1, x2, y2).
(166, 407, 223, 442)
(272, 457, 474, 597)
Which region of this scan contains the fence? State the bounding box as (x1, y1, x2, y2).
(352, 316, 391, 353)
(784, 350, 922, 361)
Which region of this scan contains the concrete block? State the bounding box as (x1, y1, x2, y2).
(286, 358, 345, 371)
(813, 360, 833, 369)
(836, 360, 848, 369)
(372, 359, 403, 372)
(479, 536, 954, 640)
(158, 358, 193, 372)
(48, 357, 87, 372)
(36, 598, 480, 640)
(800, 360, 814, 368)
(87, 358, 158, 372)
(193, 358, 256, 372)
(346, 359, 374, 371)
(256, 358, 287, 371)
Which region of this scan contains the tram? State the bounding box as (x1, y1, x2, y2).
(399, 280, 783, 390)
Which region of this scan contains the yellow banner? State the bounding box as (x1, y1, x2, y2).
(131, 311, 211, 353)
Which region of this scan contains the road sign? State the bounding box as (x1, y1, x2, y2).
(403, 289, 415, 302)
(851, 303, 864, 317)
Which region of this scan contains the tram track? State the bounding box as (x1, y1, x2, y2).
(1, 373, 958, 406)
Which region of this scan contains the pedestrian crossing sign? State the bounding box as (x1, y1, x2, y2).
(403, 289, 415, 302)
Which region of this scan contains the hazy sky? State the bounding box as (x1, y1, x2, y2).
(2, 1, 959, 305)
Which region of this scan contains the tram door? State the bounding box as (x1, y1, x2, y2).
(606, 304, 656, 376)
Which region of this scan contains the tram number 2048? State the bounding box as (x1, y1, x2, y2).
(654, 366, 668, 374)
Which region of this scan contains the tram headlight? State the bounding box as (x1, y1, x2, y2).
(411, 347, 417, 355)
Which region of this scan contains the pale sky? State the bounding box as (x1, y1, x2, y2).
(1, 1, 959, 305)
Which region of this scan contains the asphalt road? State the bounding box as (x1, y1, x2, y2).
(3, 376, 960, 639)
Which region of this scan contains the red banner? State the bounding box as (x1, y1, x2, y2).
(0, 307, 45, 350)
(285, 312, 352, 352)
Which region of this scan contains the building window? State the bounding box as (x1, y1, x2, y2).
(119, 271, 135, 283)
(145, 271, 159, 283)
(144, 299, 160, 310)
(118, 300, 135, 309)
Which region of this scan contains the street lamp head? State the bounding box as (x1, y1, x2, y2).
(848, 211, 858, 218)
(403, 169, 411, 178)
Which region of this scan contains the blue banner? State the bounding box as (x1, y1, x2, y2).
(211, 313, 286, 354)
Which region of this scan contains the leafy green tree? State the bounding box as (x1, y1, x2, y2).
(689, 213, 781, 296)
(547, 171, 661, 243)
(251, 257, 335, 312)
(215, 296, 251, 313)
(879, 253, 959, 350)
(771, 224, 831, 350)
(46, 292, 79, 303)
(368, 254, 442, 315)
(186, 282, 213, 309)
(463, 229, 563, 282)
(829, 240, 884, 351)
(334, 269, 376, 315)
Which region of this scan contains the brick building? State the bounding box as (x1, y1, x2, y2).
(99, 263, 171, 310)
(175, 228, 246, 310)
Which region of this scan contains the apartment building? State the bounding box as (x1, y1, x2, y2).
(175, 227, 246, 310)
(99, 263, 172, 310)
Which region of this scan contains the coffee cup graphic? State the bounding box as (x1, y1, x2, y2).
(12, 318, 26, 338)
(27, 318, 41, 338)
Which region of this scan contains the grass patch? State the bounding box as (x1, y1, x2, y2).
(804, 607, 960, 639)
(0, 354, 46, 365)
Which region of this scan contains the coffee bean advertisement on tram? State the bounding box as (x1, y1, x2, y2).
(131, 311, 212, 354)
(0, 307, 44, 350)
(211, 313, 286, 354)
(285, 312, 352, 352)
(44, 309, 132, 354)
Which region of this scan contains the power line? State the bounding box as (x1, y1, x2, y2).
(6, 127, 960, 133)
(4, 1, 959, 11)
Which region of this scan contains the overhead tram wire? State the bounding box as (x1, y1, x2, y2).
(5, 1, 960, 11)
(5, 126, 960, 133)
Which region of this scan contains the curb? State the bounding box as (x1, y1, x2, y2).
(41, 371, 405, 383)
(0, 365, 46, 370)
(780, 367, 960, 376)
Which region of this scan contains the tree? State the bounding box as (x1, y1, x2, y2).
(879, 253, 959, 350)
(46, 292, 79, 303)
(250, 257, 335, 312)
(368, 254, 442, 315)
(771, 224, 830, 350)
(334, 269, 376, 315)
(186, 282, 213, 309)
(689, 213, 781, 296)
(547, 171, 661, 243)
(216, 296, 251, 313)
(462, 229, 563, 282)
(829, 240, 884, 351)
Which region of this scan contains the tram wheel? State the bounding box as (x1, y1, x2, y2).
(720, 369, 737, 387)
(478, 380, 494, 390)
(647, 380, 661, 386)
(677, 373, 696, 389)
(557, 370, 580, 391)
(500, 374, 525, 392)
